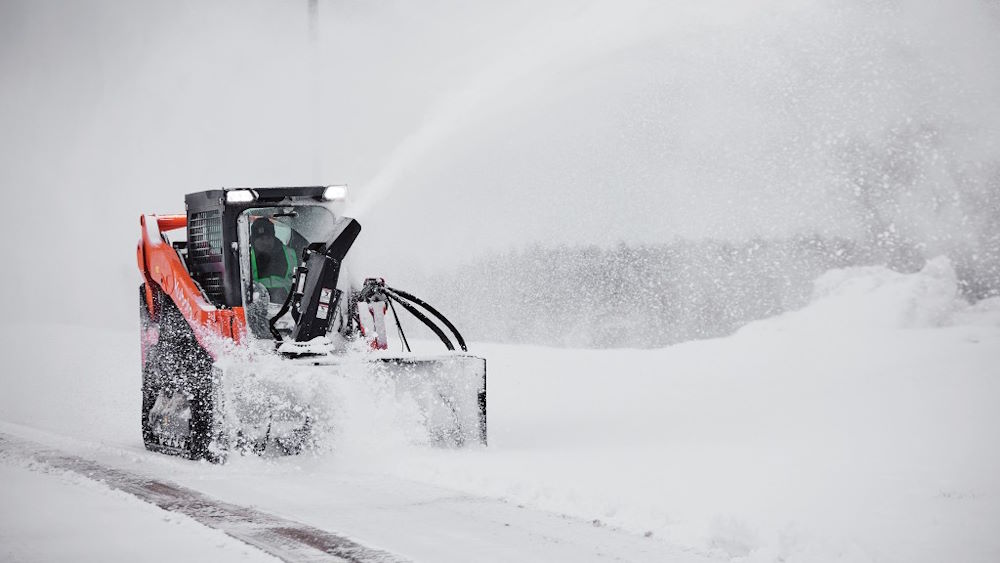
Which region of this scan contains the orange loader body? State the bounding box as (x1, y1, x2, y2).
(136, 213, 246, 357)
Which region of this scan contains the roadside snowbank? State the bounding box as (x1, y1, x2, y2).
(739, 256, 992, 334)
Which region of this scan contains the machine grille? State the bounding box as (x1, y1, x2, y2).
(188, 210, 223, 265)
(188, 210, 225, 304)
(197, 272, 225, 303)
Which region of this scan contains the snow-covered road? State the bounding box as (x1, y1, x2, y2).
(0, 440, 280, 563)
(0, 426, 706, 562)
(0, 432, 400, 562)
(1, 259, 998, 562)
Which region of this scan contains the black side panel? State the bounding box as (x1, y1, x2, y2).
(185, 190, 242, 307)
(290, 251, 343, 342)
(187, 209, 226, 303)
(291, 219, 361, 342)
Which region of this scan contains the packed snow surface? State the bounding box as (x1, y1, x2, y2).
(1, 258, 998, 562)
(0, 456, 278, 563)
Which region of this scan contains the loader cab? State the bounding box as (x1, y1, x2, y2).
(239, 206, 338, 303)
(183, 187, 348, 338)
(238, 205, 349, 338)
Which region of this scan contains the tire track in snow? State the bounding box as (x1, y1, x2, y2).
(0, 433, 407, 563)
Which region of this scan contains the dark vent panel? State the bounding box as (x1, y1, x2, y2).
(188, 210, 223, 265)
(196, 271, 225, 303)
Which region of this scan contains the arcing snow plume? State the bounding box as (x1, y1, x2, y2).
(348, 1, 758, 219)
(351, 0, 1000, 292)
(347, 3, 638, 218)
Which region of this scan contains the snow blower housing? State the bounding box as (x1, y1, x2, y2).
(137, 186, 486, 461)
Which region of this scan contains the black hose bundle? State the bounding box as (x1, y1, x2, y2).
(385, 287, 468, 352)
(382, 291, 454, 351)
(352, 280, 468, 353)
(272, 275, 467, 353)
(269, 283, 296, 342)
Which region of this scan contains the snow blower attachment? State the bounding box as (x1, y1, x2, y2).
(137, 187, 486, 462)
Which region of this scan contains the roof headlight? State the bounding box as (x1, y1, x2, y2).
(225, 189, 257, 204)
(322, 185, 348, 201)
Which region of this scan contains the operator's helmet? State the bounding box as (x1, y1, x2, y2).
(251, 218, 275, 240)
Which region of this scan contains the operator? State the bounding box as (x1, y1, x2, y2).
(250, 218, 298, 303)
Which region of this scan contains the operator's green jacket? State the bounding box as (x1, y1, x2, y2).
(250, 245, 298, 294)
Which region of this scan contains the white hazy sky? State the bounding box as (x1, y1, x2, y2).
(1, 0, 998, 328)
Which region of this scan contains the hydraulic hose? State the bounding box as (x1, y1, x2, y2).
(269, 286, 296, 342)
(386, 287, 468, 352)
(386, 298, 411, 353)
(385, 293, 455, 351)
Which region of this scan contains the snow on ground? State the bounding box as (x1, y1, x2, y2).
(0, 454, 278, 563)
(1, 257, 998, 562)
(384, 258, 1000, 562)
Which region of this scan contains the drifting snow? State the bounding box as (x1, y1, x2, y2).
(0, 258, 997, 562)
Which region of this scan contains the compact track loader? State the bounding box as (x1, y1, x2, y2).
(137, 186, 486, 461)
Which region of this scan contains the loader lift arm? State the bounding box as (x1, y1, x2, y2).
(137, 214, 246, 352)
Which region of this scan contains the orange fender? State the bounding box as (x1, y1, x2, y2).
(138, 214, 246, 356)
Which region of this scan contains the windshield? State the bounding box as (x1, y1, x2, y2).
(238, 205, 337, 317)
(241, 205, 337, 258)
